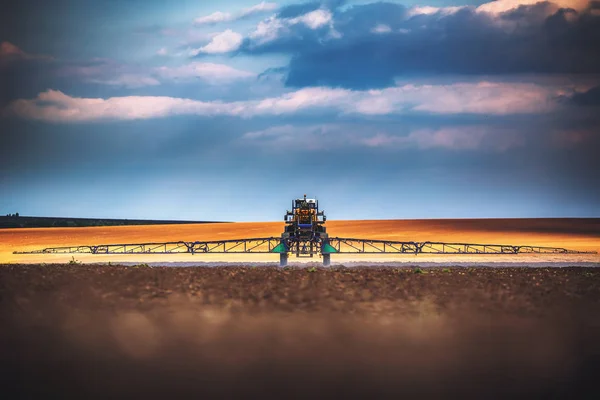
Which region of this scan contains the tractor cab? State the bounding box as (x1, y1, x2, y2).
(283, 194, 327, 240)
(280, 194, 329, 263)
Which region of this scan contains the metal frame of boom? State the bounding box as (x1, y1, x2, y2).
(15, 236, 594, 266)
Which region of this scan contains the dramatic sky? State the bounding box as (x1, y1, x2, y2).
(1, 0, 599, 221)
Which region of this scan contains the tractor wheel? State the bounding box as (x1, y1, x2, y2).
(280, 253, 288, 267)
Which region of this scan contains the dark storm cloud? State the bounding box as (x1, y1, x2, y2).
(277, 0, 346, 18)
(277, 1, 323, 18)
(570, 85, 600, 106)
(0, 43, 56, 107)
(243, 1, 600, 89)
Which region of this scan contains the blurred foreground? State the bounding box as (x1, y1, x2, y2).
(1, 264, 599, 399)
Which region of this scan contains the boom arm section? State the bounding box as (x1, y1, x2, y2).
(323, 238, 593, 254)
(15, 237, 593, 256)
(15, 238, 282, 255)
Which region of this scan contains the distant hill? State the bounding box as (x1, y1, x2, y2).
(0, 216, 229, 229)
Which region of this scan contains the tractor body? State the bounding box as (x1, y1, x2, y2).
(278, 194, 330, 266)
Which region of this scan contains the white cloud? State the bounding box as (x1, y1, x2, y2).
(288, 9, 332, 29)
(406, 6, 465, 18)
(362, 130, 479, 150)
(6, 90, 236, 122)
(240, 124, 525, 152)
(88, 74, 161, 88)
(242, 1, 278, 16)
(194, 2, 278, 25)
(241, 124, 340, 150)
(190, 29, 243, 55)
(371, 24, 392, 34)
(248, 15, 287, 44)
(59, 57, 254, 87)
(253, 87, 351, 115)
(348, 82, 558, 115)
(248, 8, 337, 45)
(407, 6, 443, 17)
(156, 48, 168, 56)
(194, 11, 233, 25)
(406, 1, 587, 19)
(5, 82, 567, 123)
(155, 62, 255, 82)
(476, 0, 588, 14)
(413, 82, 556, 114)
(360, 127, 524, 151)
(57, 59, 162, 88)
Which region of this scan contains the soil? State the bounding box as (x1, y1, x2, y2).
(1, 264, 600, 399)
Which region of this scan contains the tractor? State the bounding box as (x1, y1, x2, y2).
(279, 194, 331, 266)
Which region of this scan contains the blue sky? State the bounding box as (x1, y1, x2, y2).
(1, 0, 599, 221)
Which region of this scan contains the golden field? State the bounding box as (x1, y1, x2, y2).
(1, 218, 598, 264)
